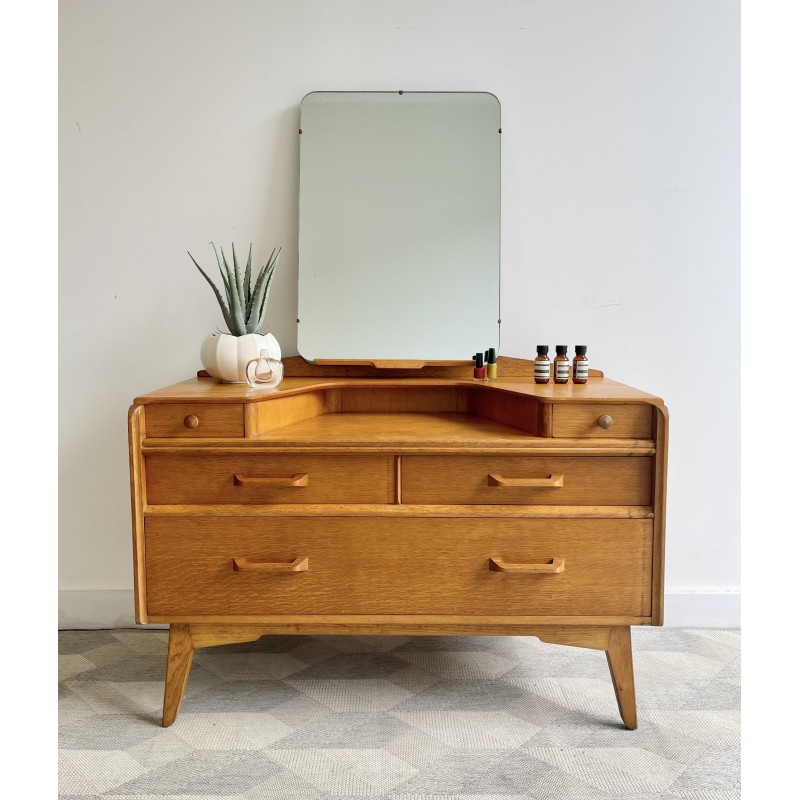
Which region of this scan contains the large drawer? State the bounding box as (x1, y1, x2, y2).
(402, 455, 651, 506)
(145, 453, 395, 504)
(552, 403, 652, 439)
(145, 403, 244, 438)
(144, 517, 653, 617)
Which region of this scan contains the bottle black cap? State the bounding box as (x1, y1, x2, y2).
(575, 345, 587, 355)
(487, 347, 496, 363)
(536, 345, 549, 355)
(475, 353, 484, 368)
(484, 350, 489, 363)
(556, 345, 568, 355)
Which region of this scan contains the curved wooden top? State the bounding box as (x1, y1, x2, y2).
(133, 356, 664, 407)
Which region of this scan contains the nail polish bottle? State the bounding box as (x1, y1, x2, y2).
(572, 346, 589, 384)
(473, 352, 487, 382)
(534, 346, 550, 384)
(486, 348, 497, 381)
(554, 345, 570, 384)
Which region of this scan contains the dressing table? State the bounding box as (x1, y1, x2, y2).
(128, 93, 667, 730)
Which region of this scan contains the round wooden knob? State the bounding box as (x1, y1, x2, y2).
(597, 414, 613, 429)
(184, 414, 200, 429)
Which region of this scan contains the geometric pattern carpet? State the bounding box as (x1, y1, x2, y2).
(59, 628, 740, 799)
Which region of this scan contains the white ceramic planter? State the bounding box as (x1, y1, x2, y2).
(200, 332, 281, 383)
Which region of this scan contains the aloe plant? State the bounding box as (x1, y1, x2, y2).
(189, 243, 281, 336)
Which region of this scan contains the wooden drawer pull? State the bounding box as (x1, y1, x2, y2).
(487, 473, 564, 488)
(597, 414, 613, 429)
(183, 414, 200, 429)
(488, 556, 565, 574)
(232, 556, 309, 572)
(233, 473, 309, 487)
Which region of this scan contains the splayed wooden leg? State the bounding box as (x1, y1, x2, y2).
(606, 625, 637, 729)
(162, 624, 194, 727)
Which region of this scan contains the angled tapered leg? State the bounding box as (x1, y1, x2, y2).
(162, 624, 194, 727)
(156, 622, 639, 729)
(606, 625, 637, 729)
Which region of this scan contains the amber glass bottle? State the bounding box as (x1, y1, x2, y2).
(572, 345, 588, 383)
(534, 345, 550, 384)
(554, 345, 570, 383)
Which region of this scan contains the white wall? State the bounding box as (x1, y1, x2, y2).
(59, 0, 740, 627)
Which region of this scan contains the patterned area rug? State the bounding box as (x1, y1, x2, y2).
(59, 628, 740, 799)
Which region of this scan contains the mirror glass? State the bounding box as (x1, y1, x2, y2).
(298, 91, 500, 362)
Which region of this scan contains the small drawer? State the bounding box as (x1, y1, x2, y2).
(145, 453, 395, 504)
(402, 455, 651, 506)
(145, 404, 244, 438)
(144, 517, 653, 617)
(552, 403, 652, 439)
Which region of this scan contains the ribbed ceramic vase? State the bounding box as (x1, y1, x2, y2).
(200, 332, 281, 383)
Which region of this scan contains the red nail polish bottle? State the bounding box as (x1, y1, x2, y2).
(473, 352, 487, 381)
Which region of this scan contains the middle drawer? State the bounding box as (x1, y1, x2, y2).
(145, 453, 395, 504)
(402, 455, 652, 506)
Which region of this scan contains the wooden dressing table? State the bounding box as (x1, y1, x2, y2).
(128, 355, 668, 729)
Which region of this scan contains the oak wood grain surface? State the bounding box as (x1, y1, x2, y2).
(552, 403, 653, 439)
(401, 455, 652, 506)
(144, 517, 652, 617)
(145, 402, 245, 438)
(651, 404, 670, 625)
(144, 503, 654, 518)
(250, 412, 537, 446)
(607, 625, 638, 729)
(128, 405, 148, 624)
(148, 614, 651, 628)
(142, 439, 656, 456)
(145, 452, 395, 505)
(129, 363, 667, 729)
(184, 621, 615, 648)
(330, 386, 469, 414)
(245, 390, 326, 437)
(134, 375, 663, 406)
(161, 624, 193, 727)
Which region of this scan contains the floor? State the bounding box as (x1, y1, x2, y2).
(59, 628, 740, 799)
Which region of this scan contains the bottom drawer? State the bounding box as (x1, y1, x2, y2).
(145, 517, 652, 617)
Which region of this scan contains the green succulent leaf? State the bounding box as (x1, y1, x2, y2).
(253, 274, 274, 331)
(219, 244, 246, 335)
(245, 247, 276, 321)
(211, 243, 234, 314)
(231, 243, 247, 312)
(246, 248, 273, 315)
(246, 247, 280, 333)
(243, 244, 253, 305)
(192, 242, 280, 337)
(188, 251, 234, 333)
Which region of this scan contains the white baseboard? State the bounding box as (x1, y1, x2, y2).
(59, 588, 741, 630)
(58, 590, 166, 629)
(664, 588, 740, 627)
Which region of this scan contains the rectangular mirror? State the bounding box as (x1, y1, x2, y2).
(298, 91, 500, 363)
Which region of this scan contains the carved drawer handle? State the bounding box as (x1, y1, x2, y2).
(232, 556, 309, 572)
(487, 473, 564, 488)
(488, 557, 565, 574)
(597, 414, 613, 429)
(233, 473, 309, 487)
